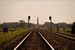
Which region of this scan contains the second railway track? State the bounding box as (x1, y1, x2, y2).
(14, 30, 54, 50)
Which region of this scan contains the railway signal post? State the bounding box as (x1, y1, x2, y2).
(28, 16, 31, 30)
(49, 16, 52, 31)
(49, 16, 52, 22)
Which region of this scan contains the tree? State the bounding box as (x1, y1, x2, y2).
(71, 22, 75, 34)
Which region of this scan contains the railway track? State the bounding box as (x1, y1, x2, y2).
(52, 33, 75, 41)
(13, 30, 54, 50)
(39, 30, 75, 50)
(58, 32, 75, 37)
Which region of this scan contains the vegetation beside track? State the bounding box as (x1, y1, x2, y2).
(0, 28, 27, 45)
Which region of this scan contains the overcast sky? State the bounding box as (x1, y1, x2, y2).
(0, 0, 75, 24)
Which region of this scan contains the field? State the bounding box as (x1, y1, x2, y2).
(0, 28, 27, 45)
(49, 28, 71, 34)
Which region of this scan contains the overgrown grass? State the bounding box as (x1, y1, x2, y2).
(59, 28, 71, 34)
(0, 29, 27, 44)
(50, 28, 71, 34)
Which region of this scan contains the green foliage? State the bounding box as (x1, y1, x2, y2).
(71, 22, 75, 34)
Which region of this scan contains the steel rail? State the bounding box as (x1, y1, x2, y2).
(52, 33, 75, 41)
(39, 32, 55, 50)
(13, 31, 32, 50)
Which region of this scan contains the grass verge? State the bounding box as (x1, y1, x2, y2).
(0, 29, 27, 45)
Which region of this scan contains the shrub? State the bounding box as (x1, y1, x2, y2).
(71, 22, 75, 34)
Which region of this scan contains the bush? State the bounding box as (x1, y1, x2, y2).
(71, 22, 75, 34)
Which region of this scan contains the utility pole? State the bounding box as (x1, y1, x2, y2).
(37, 17, 39, 27)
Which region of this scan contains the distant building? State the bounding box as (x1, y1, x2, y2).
(19, 20, 25, 24)
(3, 23, 9, 32)
(19, 20, 25, 28)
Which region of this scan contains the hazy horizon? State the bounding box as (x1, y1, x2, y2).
(0, 0, 75, 24)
